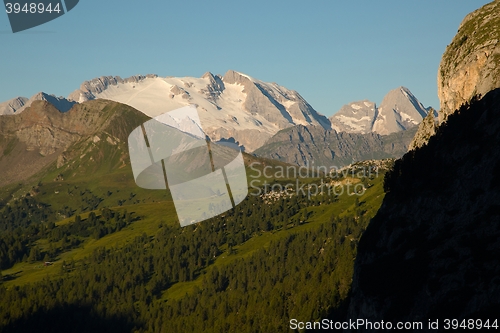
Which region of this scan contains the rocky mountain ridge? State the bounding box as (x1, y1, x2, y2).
(254, 124, 417, 167)
(0, 99, 148, 187)
(408, 108, 438, 151)
(0, 92, 75, 115)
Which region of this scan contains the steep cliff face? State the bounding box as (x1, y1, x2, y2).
(410, 1, 500, 150)
(438, 0, 500, 120)
(348, 89, 500, 327)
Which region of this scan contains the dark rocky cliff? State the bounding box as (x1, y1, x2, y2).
(348, 88, 500, 329)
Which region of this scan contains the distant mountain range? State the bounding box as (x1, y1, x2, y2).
(1, 72, 431, 137)
(0, 70, 433, 166)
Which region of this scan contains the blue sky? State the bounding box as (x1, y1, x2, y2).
(0, 0, 490, 116)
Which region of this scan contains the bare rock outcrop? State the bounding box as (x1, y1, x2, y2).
(0, 97, 28, 115)
(68, 74, 158, 102)
(410, 1, 500, 151)
(408, 108, 438, 150)
(437, 0, 500, 121)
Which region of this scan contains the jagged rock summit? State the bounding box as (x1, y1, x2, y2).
(0, 93, 75, 115)
(67, 70, 331, 152)
(374, 87, 428, 135)
(407, 108, 438, 151)
(330, 87, 429, 135)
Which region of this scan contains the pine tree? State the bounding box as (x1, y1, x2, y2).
(28, 246, 41, 263)
(302, 208, 308, 222)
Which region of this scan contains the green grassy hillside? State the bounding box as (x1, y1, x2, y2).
(0, 99, 391, 332)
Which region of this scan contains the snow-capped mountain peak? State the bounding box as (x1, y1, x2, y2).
(330, 100, 376, 134)
(329, 86, 431, 135)
(67, 70, 331, 151)
(373, 86, 428, 135)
